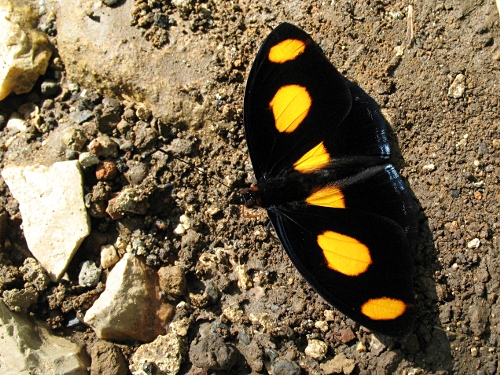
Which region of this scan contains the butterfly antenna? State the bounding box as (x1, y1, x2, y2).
(156, 148, 232, 189)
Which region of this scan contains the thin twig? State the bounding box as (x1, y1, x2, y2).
(406, 4, 415, 48)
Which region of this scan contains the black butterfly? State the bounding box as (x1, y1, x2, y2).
(232, 23, 418, 337)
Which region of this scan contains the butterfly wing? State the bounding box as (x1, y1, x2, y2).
(267, 165, 417, 336)
(244, 23, 391, 180)
(243, 23, 418, 336)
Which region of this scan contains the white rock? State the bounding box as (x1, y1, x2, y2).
(5, 113, 28, 133)
(1, 161, 90, 281)
(467, 238, 481, 249)
(78, 151, 100, 167)
(0, 300, 88, 375)
(448, 73, 466, 99)
(129, 331, 187, 375)
(422, 163, 436, 172)
(304, 338, 328, 360)
(100, 244, 120, 268)
(84, 253, 174, 342)
(0, 0, 52, 100)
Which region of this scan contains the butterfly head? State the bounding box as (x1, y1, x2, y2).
(230, 186, 262, 208)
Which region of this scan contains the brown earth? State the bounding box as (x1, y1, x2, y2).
(0, 0, 499, 374)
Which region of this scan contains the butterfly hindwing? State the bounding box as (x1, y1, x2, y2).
(266, 164, 417, 336)
(268, 203, 415, 337)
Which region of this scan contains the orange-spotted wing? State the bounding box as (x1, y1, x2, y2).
(239, 23, 418, 336)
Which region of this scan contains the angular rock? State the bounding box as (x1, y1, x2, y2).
(320, 353, 356, 375)
(190, 323, 238, 371)
(84, 253, 174, 342)
(90, 340, 128, 375)
(448, 73, 466, 98)
(0, 0, 52, 100)
(55, 0, 209, 122)
(158, 265, 186, 297)
(1, 161, 90, 281)
(106, 186, 149, 219)
(0, 300, 88, 374)
(304, 338, 328, 360)
(129, 331, 187, 375)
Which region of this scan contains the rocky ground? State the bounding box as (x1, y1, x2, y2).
(0, 0, 499, 374)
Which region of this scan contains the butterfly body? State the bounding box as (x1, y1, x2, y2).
(238, 23, 418, 337)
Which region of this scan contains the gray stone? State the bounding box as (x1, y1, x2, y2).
(274, 359, 301, 375)
(70, 109, 93, 124)
(78, 260, 102, 287)
(189, 324, 237, 371)
(0, 300, 88, 374)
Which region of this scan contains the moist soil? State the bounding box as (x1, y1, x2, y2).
(0, 0, 499, 374)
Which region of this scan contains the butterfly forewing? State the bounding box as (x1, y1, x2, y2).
(244, 23, 351, 180)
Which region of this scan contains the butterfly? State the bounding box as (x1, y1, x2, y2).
(232, 23, 418, 337)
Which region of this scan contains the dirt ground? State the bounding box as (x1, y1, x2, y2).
(1, 0, 500, 374)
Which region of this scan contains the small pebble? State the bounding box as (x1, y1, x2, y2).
(304, 339, 328, 360)
(324, 310, 335, 321)
(70, 109, 93, 124)
(96, 160, 118, 180)
(6, 114, 28, 133)
(41, 80, 60, 97)
(471, 347, 478, 357)
(79, 152, 100, 167)
(88, 136, 119, 158)
(78, 261, 102, 287)
(314, 320, 329, 332)
(158, 265, 187, 297)
(100, 244, 120, 268)
(448, 74, 465, 99)
(467, 238, 481, 249)
(422, 163, 436, 172)
(136, 106, 152, 121)
(356, 341, 367, 352)
(61, 127, 87, 151)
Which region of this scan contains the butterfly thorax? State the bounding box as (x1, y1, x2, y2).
(239, 169, 346, 209)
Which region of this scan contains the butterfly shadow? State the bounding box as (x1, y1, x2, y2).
(382, 97, 453, 372)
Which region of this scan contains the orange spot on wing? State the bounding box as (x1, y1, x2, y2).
(270, 85, 311, 133)
(306, 185, 345, 208)
(268, 39, 306, 63)
(317, 231, 371, 276)
(294, 142, 330, 173)
(361, 297, 407, 320)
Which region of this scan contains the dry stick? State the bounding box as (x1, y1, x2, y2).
(406, 4, 415, 48)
